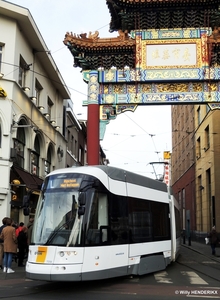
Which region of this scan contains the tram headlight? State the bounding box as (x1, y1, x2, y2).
(60, 251, 65, 257)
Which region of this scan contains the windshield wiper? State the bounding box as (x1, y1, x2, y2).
(45, 219, 73, 245)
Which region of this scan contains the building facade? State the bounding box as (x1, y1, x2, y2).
(172, 103, 220, 240)
(0, 1, 87, 223)
(171, 104, 196, 237)
(194, 105, 220, 237)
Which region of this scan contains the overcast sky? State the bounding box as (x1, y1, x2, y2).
(6, 0, 172, 179)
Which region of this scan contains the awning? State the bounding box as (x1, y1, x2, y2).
(11, 166, 43, 192)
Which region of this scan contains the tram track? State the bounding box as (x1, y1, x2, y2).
(176, 245, 220, 283)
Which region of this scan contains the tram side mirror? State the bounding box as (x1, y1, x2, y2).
(78, 206, 85, 216)
(78, 192, 86, 206)
(78, 192, 86, 216)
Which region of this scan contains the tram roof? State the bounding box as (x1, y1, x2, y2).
(49, 165, 168, 193)
(96, 165, 168, 192)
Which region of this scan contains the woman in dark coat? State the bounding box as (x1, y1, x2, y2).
(0, 218, 17, 273)
(17, 226, 28, 267)
(209, 226, 219, 255)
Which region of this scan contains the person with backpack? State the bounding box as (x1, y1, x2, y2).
(15, 222, 24, 237)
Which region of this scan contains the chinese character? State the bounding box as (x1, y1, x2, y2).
(152, 49, 160, 59)
(172, 48, 180, 59)
(162, 49, 170, 60)
(183, 48, 191, 61)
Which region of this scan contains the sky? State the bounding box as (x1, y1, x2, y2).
(6, 0, 172, 179)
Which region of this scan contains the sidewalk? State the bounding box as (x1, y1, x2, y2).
(0, 260, 26, 281)
(182, 239, 220, 262)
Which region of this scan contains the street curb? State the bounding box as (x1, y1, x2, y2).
(181, 243, 220, 263)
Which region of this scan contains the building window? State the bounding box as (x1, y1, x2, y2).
(47, 97, 53, 121)
(31, 136, 40, 175)
(182, 188, 185, 209)
(35, 79, 43, 107)
(79, 146, 84, 165)
(14, 126, 25, 168)
(197, 106, 201, 126)
(196, 137, 201, 159)
(45, 146, 52, 176)
(75, 140, 77, 157)
(71, 135, 74, 154)
(205, 125, 210, 150)
(0, 45, 2, 73)
(67, 130, 70, 149)
(18, 55, 28, 87)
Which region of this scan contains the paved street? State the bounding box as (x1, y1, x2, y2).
(0, 241, 220, 300)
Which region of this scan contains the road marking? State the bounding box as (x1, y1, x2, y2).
(181, 271, 208, 285)
(154, 271, 173, 284)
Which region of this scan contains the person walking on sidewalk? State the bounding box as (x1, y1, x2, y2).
(208, 226, 220, 255)
(0, 217, 17, 273)
(0, 217, 8, 270)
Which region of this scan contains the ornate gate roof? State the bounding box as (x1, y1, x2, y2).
(106, 0, 220, 32)
(63, 31, 136, 70)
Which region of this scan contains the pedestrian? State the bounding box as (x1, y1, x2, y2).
(0, 217, 17, 273)
(17, 226, 28, 267)
(15, 222, 24, 237)
(0, 217, 8, 270)
(27, 217, 34, 245)
(208, 226, 220, 255)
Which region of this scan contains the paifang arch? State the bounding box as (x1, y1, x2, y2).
(64, 26, 220, 163)
(63, 1, 220, 165)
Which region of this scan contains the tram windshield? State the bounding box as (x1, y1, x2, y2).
(32, 173, 85, 246)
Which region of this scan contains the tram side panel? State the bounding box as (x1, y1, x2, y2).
(126, 181, 172, 275)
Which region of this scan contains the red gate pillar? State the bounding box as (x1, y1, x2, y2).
(87, 70, 99, 165)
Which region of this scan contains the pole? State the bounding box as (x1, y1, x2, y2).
(87, 70, 99, 165)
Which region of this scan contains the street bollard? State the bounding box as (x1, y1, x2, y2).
(188, 236, 191, 246)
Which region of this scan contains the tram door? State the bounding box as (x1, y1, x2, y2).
(82, 193, 128, 279)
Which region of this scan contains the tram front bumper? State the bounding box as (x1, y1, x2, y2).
(26, 261, 82, 281)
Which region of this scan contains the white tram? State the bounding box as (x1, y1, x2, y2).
(26, 165, 181, 281)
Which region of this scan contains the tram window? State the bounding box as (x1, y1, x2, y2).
(128, 198, 152, 243)
(86, 192, 109, 245)
(151, 202, 170, 240)
(109, 195, 128, 245)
